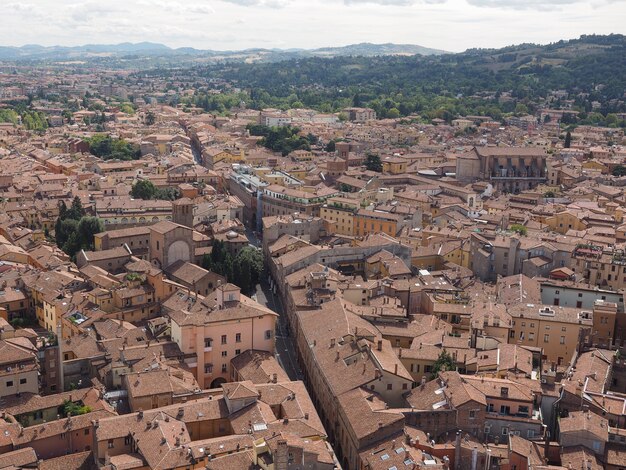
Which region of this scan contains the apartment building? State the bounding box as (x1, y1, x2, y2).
(319, 197, 359, 236)
(262, 184, 339, 219)
(508, 304, 598, 365)
(0, 339, 39, 398)
(354, 209, 403, 238)
(168, 284, 277, 389)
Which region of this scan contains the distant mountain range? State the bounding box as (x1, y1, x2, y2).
(0, 41, 447, 62)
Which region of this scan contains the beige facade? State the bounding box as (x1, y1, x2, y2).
(170, 284, 278, 389)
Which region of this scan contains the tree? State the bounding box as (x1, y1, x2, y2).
(232, 246, 264, 293)
(62, 400, 92, 417)
(510, 224, 528, 236)
(365, 154, 383, 172)
(67, 196, 85, 220)
(86, 135, 140, 161)
(386, 107, 400, 119)
(325, 140, 336, 153)
(77, 217, 104, 251)
(514, 103, 529, 116)
(612, 165, 626, 177)
(145, 111, 156, 125)
(430, 350, 456, 378)
(564, 131, 572, 148)
(544, 190, 556, 198)
(131, 180, 157, 200)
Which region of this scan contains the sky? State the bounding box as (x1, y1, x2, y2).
(3, 0, 626, 52)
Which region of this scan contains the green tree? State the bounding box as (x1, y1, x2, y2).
(325, 140, 336, 152)
(514, 103, 529, 116)
(62, 400, 92, 417)
(544, 190, 556, 198)
(67, 196, 85, 220)
(564, 131, 572, 148)
(86, 135, 140, 161)
(386, 107, 400, 119)
(77, 217, 104, 251)
(131, 180, 158, 200)
(430, 350, 456, 379)
(510, 224, 528, 236)
(232, 246, 264, 293)
(612, 165, 626, 177)
(365, 154, 383, 172)
(145, 111, 156, 125)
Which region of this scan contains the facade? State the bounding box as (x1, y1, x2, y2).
(456, 147, 547, 192)
(168, 284, 278, 389)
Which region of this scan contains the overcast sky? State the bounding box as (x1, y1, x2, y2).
(3, 0, 625, 52)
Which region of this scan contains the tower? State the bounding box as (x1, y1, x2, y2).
(172, 198, 193, 228)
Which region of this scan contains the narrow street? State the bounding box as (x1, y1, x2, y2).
(254, 280, 303, 381)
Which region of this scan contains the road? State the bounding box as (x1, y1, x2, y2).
(254, 280, 303, 381)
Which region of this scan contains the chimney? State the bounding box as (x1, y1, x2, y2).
(454, 430, 461, 470)
(272, 373, 277, 383)
(399, 347, 403, 358)
(377, 339, 382, 351)
(330, 338, 335, 348)
(394, 363, 398, 375)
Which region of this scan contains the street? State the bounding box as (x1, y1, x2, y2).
(254, 280, 303, 381)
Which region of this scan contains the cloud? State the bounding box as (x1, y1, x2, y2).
(466, 0, 585, 9)
(220, 0, 292, 6)
(342, 0, 437, 5)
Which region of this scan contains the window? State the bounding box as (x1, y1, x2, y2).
(84, 428, 90, 436)
(530, 323, 535, 328)
(204, 338, 212, 348)
(544, 334, 550, 343)
(235, 333, 241, 343)
(265, 330, 272, 340)
(469, 410, 476, 419)
(6, 381, 13, 387)
(578, 293, 583, 297)
(221, 351, 228, 357)
(124, 435, 131, 445)
(560, 336, 565, 344)
(221, 364, 227, 373)
(235, 349, 241, 355)
(221, 335, 227, 345)
(562, 326, 567, 332)
(204, 364, 213, 374)
(545, 325, 550, 330)
(527, 430, 535, 438)
(387, 384, 392, 390)
(502, 428, 509, 436)
(402, 383, 408, 390)
(19, 378, 26, 384)
(528, 333, 535, 341)
(108, 440, 114, 449)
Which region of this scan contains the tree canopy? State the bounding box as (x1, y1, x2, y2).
(131, 180, 180, 201)
(247, 124, 311, 156)
(202, 242, 264, 294)
(86, 135, 140, 161)
(54, 197, 103, 259)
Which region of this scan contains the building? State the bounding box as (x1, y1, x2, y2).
(167, 284, 278, 389)
(456, 147, 547, 193)
(0, 338, 39, 398)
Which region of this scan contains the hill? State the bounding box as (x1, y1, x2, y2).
(0, 41, 446, 62)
